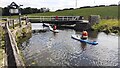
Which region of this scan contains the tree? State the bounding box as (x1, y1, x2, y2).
(23, 7, 33, 14)
(109, 4, 118, 6)
(2, 7, 9, 16)
(2, 6, 50, 16)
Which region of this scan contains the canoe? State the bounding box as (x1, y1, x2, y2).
(71, 35, 98, 45)
(43, 23, 59, 33)
(49, 26, 59, 33)
(42, 23, 50, 27)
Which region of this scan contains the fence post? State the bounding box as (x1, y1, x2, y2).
(19, 14, 22, 27)
(8, 20, 10, 27)
(13, 20, 14, 29)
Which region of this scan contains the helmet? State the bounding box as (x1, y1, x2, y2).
(82, 31, 88, 36)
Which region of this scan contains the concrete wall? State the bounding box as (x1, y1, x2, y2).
(88, 15, 101, 26)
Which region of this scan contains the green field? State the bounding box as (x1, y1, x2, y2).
(2, 6, 118, 19)
(0, 26, 4, 67)
(1, 6, 119, 34)
(27, 6, 119, 33)
(27, 6, 118, 19)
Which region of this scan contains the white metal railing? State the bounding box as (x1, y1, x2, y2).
(28, 16, 81, 21)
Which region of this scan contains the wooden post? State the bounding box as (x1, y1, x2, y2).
(8, 20, 10, 26)
(19, 13, 21, 27)
(12, 20, 14, 29)
(26, 16, 28, 25)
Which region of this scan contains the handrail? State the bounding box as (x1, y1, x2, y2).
(27, 16, 81, 21)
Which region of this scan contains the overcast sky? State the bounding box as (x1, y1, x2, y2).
(0, 0, 119, 11)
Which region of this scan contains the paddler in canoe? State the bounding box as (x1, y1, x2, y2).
(81, 31, 88, 50)
(81, 31, 98, 45)
(71, 30, 98, 45)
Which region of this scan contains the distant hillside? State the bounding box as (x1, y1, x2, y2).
(28, 6, 118, 19)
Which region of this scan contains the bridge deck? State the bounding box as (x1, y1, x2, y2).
(27, 16, 88, 24)
(28, 16, 86, 23)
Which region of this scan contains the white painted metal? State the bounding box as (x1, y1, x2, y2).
(28, 16, 80, 21)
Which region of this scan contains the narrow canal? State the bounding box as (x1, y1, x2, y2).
(19, 23, 119, 66)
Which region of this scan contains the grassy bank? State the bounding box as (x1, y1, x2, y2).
(92, 19, 119, 34)
(0, 20, 6, 23)
(10, 21, 32, 45)
(3, 6, 118, 19)
(0, 48, 3, 67)
(28, 6, 118, 19)
(0, 20, 31, 66)
(0, 25, 5, 67)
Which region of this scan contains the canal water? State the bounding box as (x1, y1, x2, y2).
(19, 23, 119, 66)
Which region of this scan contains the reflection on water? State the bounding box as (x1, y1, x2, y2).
(81, 43, 87, 51)
(19, 23, 118, 66)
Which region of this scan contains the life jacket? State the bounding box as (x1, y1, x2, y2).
(53, 25, 57, 30)
(55, 16, 58, 20)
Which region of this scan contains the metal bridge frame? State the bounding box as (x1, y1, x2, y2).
(28, 16, 82, 21)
